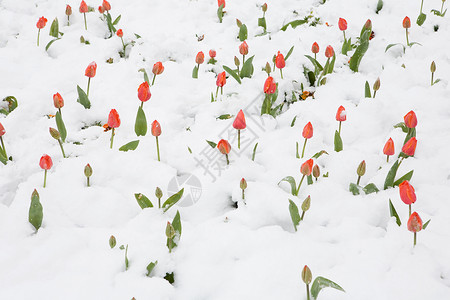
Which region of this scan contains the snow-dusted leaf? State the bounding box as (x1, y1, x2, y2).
(389, 199, 401, 226)
(416, 13, 426, 26)
(29, 190, 43, 231)
(192, 65, 199, 78)
(384, 160, 400, 189)
(113, 15, 121, 25)
(135, 193, 153, 209)
(312, 150, 328, 159)
(409, 42, 422, 47)
(119, 140, 140, 152)
(0, 151, 7, 165)
(285, 46, 294, 61)
(240, 55, 255, 78)
(206, 140, 217, 148)
(279, 176, 297, 196)
(307, 175, 313, 185)
(223, 65, 242, 84)
(334, 130, 343, 152)
(394, 122, 408, 133)
(423, 219, 431, 230)
(365, 81, 371, 98)
(376, 0, 384, 13)
(146, 261, 158, 277)
(288, 199, 301, 231)
(393, 170, 414, 186)
(217, 4, 224, 23)
(258, 17, 266, 30)
(76, 85, 91, 109)
(291, 116, 297, 127)
(162, 188, 184, 212)
(216, 114, 232, 120)
(350, 27, 370, 72)
(363, 183, 379, 194)
(349, 183, 360, 195)
(45, 38, 60, 51)
(311, 276, 345, 299)
(135, 106, 147, 136)
(55, 111, 67, 142)
(49, 18, 59, 38)
(239, 24, 247, 41)
(305, 55, 323, 72)
(280, 19, 307, 31)
(252, 143, 258, 161)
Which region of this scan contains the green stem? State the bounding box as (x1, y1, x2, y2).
(265, 94, 270, 115)
(87, 77, 91, 98)
(242, 54, 245, 65)
(238, 130, 241, 149)
(237, 65, 240, 77)
(140, 102, 143, 109)
(110, 128, 115, 149)
(58, 139, 66, 158)
(357, 175, 361, 186)
(158, 197, 161, 209)
(420, 0, 424, 13)
(151, 74, 156, 86)
(300, 210, 305, 221)
(343, 30, 346, 40)
(215, 86, 219, 101)
(87, 176, 90, 187)
(43, 170, 47, 188)
(220, 86, 223, 97)
(409, 204, 411, 217)
(314, 53, 316, 61)
(413, 232, 417, 246)
(225, 154, 229, 165)
(387, 155, 389, 163)
(301, 138, 307, 158)
(431, 72, 434, 86)
(67, 15, 70, 26)
(296, 175, 305, 196)
(406, 28, 410, 47)
(121, 37, 125, 50)
(280, 68, 283, 79)
(338, 121, 342, 135)
(242, 189, 245, 200)
(37, 28, 40, 46)
(0, 136, 7, 159)
(58, 107, 62, 116)
(156, 136, 160, 161)
(441, 1, 445, 14)
(83, 13, 87, 30)
(373, 90, 377, 98)
(306, 284, 310, 300)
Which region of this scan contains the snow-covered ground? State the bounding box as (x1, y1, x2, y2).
(1, 0, 450, 299)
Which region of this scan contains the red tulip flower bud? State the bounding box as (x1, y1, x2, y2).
(209, 49, 216, 58)
(300, 159, 314, 176)
(403, 16, 411, 29)
(338, 18, 347, 31)
(264, 76, 277, 94)
(262, 3, 267, 12)
(79, 1, 88, 13)
(404, 111, 417, 128)
(98, 5, 105, 13)
(325, 45, 334, 58)
(138, 81, 151, 102)
(399, 180, 416, 205)
(407, 212, 423, 233)
(66, 5, 72, 16)
(302, 122, 313, 139)
(36, 16, 48, 29)
(195, 51, 205, 64)
(108, 109, 121, 128)
(311, 42, 319, 54)
(39, 154, 53, 170)
(233, 110, 246, 130)
(151, 120, 161, 137)
(152, 62, 164, 75)
(383, 138, 395, 156)
(116, 29, 123, 37)
(239, 41, 249, 55)
(0, 122, 5, 136)
(85, 61, 97, 78)
(275, 51, 285, 69)
(218, 0, 226, 8)
(336, 105, 346, 121)
(53, 93, 64, 109)
(216, 71, 226, 87)
(402, 137, 417, 156)
(302, 265, 312, 285)
(102, 0, 111, 11)
(217, 139, 231, 155)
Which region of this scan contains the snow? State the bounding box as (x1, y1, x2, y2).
(1, 0, 450, 299)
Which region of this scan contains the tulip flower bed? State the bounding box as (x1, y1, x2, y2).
(1, 0, 450, 299)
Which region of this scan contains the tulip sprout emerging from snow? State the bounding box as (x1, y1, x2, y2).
(301, 265, 345, 300)
(84, 164, 93, 187)
(240, 178, 247, 202)
(49, 128, 66, 158)
(430, 61, 440, 85)
(431, 0, 447, 16)
(155, 187, 163, 208)
(66, 5, 72, 26)
(166, 221, 175, 253)
(109, 235, 116, 248)
(356, 160, 366, 185)
(373, 77, 380, 98)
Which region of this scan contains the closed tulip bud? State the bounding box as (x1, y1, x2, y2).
(155, 187, 163, 199)
(216, 71, 227, 87)
(407, 212, 423, 233)
(357, 160, 366, 177)
(404, 111, 417, 128)
(234, 56, 240, 67)
(195, 51, 204, 64)
(364, 19, 372, 30)
(236, 18, 242, 28)
(84, 163, 93, 178)
(102, 0, 111, 11)
(138, 81, 151, 102)
(152, 62, 164, 75)
(53, 92, 64, 109)
(402, 137, 417, 156)
(66, 5, 72, 16)
(108, 109, 121, 128)
(311, 42, 319, 54)
(373, 78, 380, 91)
(79, 1, 88, 13)
(49, 127, 60, 140)
(116, 29, 123, 37)
(218, 0, 225, 8)
(313, 164, 320, 179)
(98, 5, 104, 13)
(240, 178, 247, 190)
(275, 51, 285, 69)
(151, 120, 161, 137)
(233, 110, 246, 130)
(430, 61, 436, 73)
(263, 76, 277, 94)
(217, 139, 231, 155)
(301, 265, 312, 285)
(338, 18, 347, 31)
(239, 41, 249, 55)
(336, 106, 347, 121)
(302, 122, 313, 139)
(109, 235, 116, 248)
(165, 222, 175, 239)
(85, 61, 97, 78)
(325, 45, 334, 58)
(301, 195, 311, 212)
(399, 180, 416, 205)
(0, 122, 5, 136)
(262, 3, 267, 12)
(39, 154, 53, 170)
(209, 49, 216, 58)
(383, 138, 395, 156)
(403, 16, 411, 29)
(265, 62, 271, 74)
(300, 159, 314, 176)
(36, 16, 48, 29)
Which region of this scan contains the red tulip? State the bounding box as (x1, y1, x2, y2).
(98, 5, 105, 13)
(116, 29, 123, 37)
(209, 49, 216, 58)
(36, 16, 47, 29)
(195, 51, 205, 64)
(218, 0, 225, 8)
(0, 122, 5, 136)
(216, 71, 226, 87)
(108, 109, 121, 128)
(264, 76, 277, 94)
(151, 120, 161, 137)
(399, 180, 416, 205)
(275, 51, 285, 69)
(52, 93, 64, 109)
(336, 106, 346, 122)
(404, 111, 417, 128)
(325, 45, 334, 58)
(383, 138, 395, 159)
(402, 137, 417, 156)
(407, 212, 422, 232)
(302, 122, 313, 139)
(85, 61, 97, 78)
(138, 82, 151, 102)
(311, 42, 319, 54)
(217, 139, 231, 154)
(102, 0, 111, 11)
(152, 62, 164, 75)
(233, 110, 246, 130)
(39, 154, 53, 170)
(403, 16, 411, 29)
(300, 159, 314, 176)
(338, 18, 347, 31)
(66, 5, 72, 16)
(79, 1, 88, 13)
(239, 41, 249, 56)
